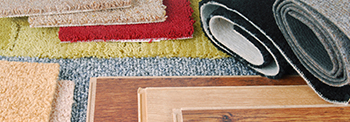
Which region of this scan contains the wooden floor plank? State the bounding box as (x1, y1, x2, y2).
(88, 76, 307, 122)
(139, 86, 341, 122)
(180, 106, 350, 122)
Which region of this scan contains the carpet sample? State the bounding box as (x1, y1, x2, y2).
(58, 0, 195, 43)
(0, 60, 60, 121)
(50, 80, 75, 122)
(0, 18, 18, 50)
(0, 56, 257, 122)
(0, 0, 132, 18)
(0, 0, 229, 59)
(28, 0, 167, 27)
(199, 0, 350, 104)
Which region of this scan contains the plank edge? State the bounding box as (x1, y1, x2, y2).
(87, 78, 97, 122)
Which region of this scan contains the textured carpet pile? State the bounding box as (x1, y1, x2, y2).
(50, 80, 75, 122)
(28, 0, 167, 27)
(200, 0, 350, 104)
(0, 0, 228, 59)
(58, 0, 195, 43)
(0, 0, 132, 18)
(0, 60, 60, 121)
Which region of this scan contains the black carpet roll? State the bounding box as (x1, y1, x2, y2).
(199, 0, 291, 79)
(199, 0, 350, 104)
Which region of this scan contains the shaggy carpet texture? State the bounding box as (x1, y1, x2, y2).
(50, 80, 75, 122)
(200, 0, 350, 104)
(29, 0, 166, 27)
(0, 0, 131, 18)
(0, 56, 257, 122)
(0, 0, 228, 59)
(0, 60, 60, 121)
(58, 0, 194, 43)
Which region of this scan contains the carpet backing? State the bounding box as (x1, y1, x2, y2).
(0, 56, 257, 122)
(0, 60, 60, 121)
(28, 0, 167, 27)
(0, 0, 229, 59)
(199, 0, 350, 104)
(58, 0, 194, 43)
(0, 0, 132, 18)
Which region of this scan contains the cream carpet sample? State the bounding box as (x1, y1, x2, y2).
(0, 0, 132, 18)
(29, 0, 167, 27)
(50, 80, 75, 122)
(0, 60, 60, 122)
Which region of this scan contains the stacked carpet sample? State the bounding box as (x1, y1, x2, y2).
(0, 0, 132, 17)
(58, 0, 195, 43)
(199, 0, 350, 104)
(28, 0, 167, 27)
(50, 80, 75, 122)
(0, 60, 75, 122)
(0, 0, 226, 59)
(0, 60, 58, 121)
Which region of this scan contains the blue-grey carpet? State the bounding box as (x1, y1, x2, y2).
(0, 56, 257, 122)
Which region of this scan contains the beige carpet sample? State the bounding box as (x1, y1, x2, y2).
(0, 0, 132, 18)
(29, 0, 167, 27)
(0, 60, 60, 122)
(49, 80, 75, 122)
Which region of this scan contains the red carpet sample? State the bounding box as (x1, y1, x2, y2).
(59, 0, 195, 43)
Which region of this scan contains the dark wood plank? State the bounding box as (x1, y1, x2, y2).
(92, 76, 306, 122)
(181, 106, 350, 122)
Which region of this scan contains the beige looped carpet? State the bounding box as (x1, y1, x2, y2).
(0, 0, 132, 18)
(29, 0, 167, 27)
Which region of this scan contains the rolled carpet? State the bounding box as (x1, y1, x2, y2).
(199, 0, 350, 104)
(0, 0, 132, 18)
(0, 60, 60, 121)
(58, 0, 194, 43)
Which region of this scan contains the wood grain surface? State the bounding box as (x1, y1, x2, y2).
(89, 76, 307, 122)
(139, 86, 339, 122)
(181, 106, 350, 122)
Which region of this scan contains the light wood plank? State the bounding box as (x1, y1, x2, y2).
(138, 85, 345, 122)
(87, 76, 306, 121)
(177, 106, 350, 122)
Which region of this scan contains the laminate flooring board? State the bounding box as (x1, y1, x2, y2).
(177, 106, 350, 122)
(88, 76, 306, 122)
(139, 85, 338, 122)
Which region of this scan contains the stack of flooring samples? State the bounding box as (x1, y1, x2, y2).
(142, 85, 350, 122)
(86, 76, 350, 122)
(0, 0, 195, 43)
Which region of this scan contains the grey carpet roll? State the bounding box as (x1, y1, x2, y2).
(273, 0, 350, 103)
(200, 0, 350, 104)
